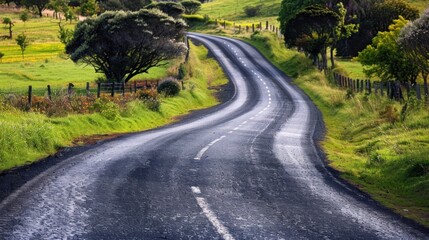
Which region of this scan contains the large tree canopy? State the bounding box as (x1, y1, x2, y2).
(283, 5, 340, 68)
(145, 2, 184, 19)
(22, 0, 49, 16)
(357, 17, 419, 83)
(66, 9, 187, 83)
(398, 8, 429, 83)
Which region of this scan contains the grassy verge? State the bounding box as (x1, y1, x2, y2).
(243, 31, 429, 227)
(0, 41, 228, 172)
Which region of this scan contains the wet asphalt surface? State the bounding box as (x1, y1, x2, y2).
(0, 33, 428, 239)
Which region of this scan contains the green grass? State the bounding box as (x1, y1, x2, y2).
(0, 41, 228, 172)
(0, 11, 170, 94)
(198, 0, 427, 27)
(241, 31, 429, 227)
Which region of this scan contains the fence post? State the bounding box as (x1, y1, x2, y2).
(156, 80, 159, 87)
(47, 85, 52, 100)
(239, 25, 241, 33)
(368, 80, 372, 94)
(374, 82, 378, 95)
(416, 84, 421, 100)
(224, 20, 226, 29)
(424, 80, 428, 100)
(252, 24, 255, 32)
(380, 82, 384, 96)
(259, 22, 262, 30)
(246, 25, 249, 32)
(134, 81, 137, 93)
(86, 82, 90, 97)
(28, 85, 32, 108)
(387, 81, 392, 99)
(97, 82, 101, 98)
(266, 21, 268, 30)
(68, 83, 73, 99)
(111, 83, 114, 97)
(122, 82, 125, 96)
(404, 82, 410, 99)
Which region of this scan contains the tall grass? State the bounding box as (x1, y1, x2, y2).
(243, 31, 429, 227)
(0, 42, 228, 172)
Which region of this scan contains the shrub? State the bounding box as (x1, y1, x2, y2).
(157, 78, 181, 96)
(90, 98, 120, 120)
(243, 4, 263, 17)
(178, 63, 187, 80)
(180, 0, 201, 14)
(138, 88, 161, 111)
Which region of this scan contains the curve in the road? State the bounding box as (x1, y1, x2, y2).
(0, 33, 427, 239)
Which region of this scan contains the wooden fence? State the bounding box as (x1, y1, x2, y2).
(331, 71, 429, 101)
(212, 19, 282, 38)
(21, 80, 161, 108)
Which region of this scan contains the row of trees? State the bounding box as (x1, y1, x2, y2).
(279, 0, 427, 84)
(279, 0, 419, 58)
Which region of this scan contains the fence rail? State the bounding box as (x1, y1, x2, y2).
(331, 71, 429, 101)
(1, 80, 161, 108)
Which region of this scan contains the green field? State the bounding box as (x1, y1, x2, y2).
(0, 10, 168, 94)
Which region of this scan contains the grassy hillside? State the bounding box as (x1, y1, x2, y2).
(0, 10, 168, 94)
(199, 0, 427, 26)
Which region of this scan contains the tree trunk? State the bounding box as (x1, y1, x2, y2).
(8, 24, 13, 39)
(330, 47, 335, 68)
(321, 48, 328, 70)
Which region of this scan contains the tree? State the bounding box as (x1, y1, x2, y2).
(330, 2, 358, 67)
(243, 4, 262, 17)
(336, 0, 419, 57)
(99, 0, 151, 11)
(19, 11, 30, 25)
(22, 0, 50, 17)
(2, 17, 13, 39)
(78, 0, 99, 16)
(58, 22, 73, 45)
(66, 9, 187, 83)
(16, 33, 30, 60)
(357, 17, 418, 84)
(398, 8, 429, 87)
(279, 0, 322, 35)
(283, 5, 340, 69)
(180, 0, 201, 14)
(145, 2, 184, 19)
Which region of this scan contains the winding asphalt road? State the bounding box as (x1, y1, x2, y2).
(0, 33, 428, 239)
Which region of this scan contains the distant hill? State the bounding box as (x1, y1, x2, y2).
(199, 0, 427, 22)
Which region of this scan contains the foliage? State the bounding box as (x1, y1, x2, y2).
(2, 17, 13, 39)
(78, 0, 99, 16)
(278, 0, 321, 34)
(181, 0, 201, 14)
(15, 32, 30, 59)
(178, 62, 187, 80)
(157, 77, 181, 96)
(146, 1, 185, 18)
(22, 0, 50, 17)
(58, 23, 73, 46)
(66, 9, 187, 83)
(19, 11, 29, 23)
(336, 0, 419, 57)
(243, 4, 262, 17)
(330, 2, 358, 67)
(99, 0, 151, 11)
(283, 5, 340, 69)
(90, 98, 120, 120)
(398, 7, 429, 82)
(357, 17, 419, 83)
